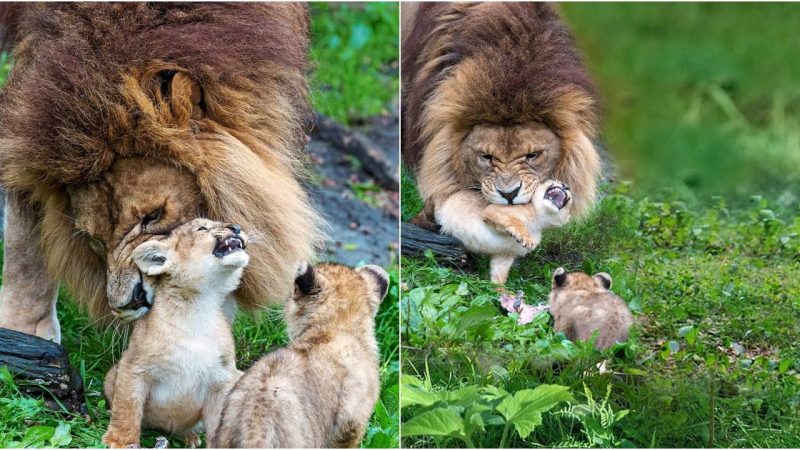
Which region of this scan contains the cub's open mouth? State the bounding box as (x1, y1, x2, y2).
(214, 236, 246, 257)
(544, 184, 570, 209)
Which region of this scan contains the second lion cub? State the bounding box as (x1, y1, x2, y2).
(102, 219, 248, 448)
(548, 268, 634, 350)
(212, 262, 389, 448)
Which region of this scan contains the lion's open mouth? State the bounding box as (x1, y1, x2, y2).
(544, 184, 570, 209)
(214, 236, 246, 257)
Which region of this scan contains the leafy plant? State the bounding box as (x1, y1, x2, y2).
(401, 375, 573, 448)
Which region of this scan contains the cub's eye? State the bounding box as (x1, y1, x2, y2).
(526, 152, 542, 160)
(196, 226, 209, 232)
(481, 154, 493, 161)
(141, 207, 163, 226)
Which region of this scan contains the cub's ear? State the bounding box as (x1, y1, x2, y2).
(294, 262, 317, 297)
(593, 272, 612, 290)
(552, 267, 568, 288)
(357, 265, 390, 308)
(132, 240, 173, 276)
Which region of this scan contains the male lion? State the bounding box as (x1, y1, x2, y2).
(0, 4, 322, 342)
(402, 3, 601, 283)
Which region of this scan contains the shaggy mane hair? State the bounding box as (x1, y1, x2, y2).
(0, 3, 323, 316)
(402, 2, 601, 216)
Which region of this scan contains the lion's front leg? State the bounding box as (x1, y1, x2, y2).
(480, 204, 538, 250)
(0, 192, 61, 342)
(434, 190, 528, 258)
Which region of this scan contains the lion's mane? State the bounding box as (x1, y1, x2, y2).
(402, 2, 601, 217)
(0, 3, 323, 316)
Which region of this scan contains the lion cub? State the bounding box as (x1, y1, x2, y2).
(548, 268, 634, 349)
(102, 219, 248, 448)
(480, 180, 572, 251)
(212, 262, 389, 448)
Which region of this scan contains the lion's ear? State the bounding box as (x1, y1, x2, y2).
(593, 272, 612, 290)
(357, 265, 390, 311)
(162, 71, 204, 123)
(132, 240, 174, 276)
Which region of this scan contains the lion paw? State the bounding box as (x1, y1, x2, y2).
(182, 432, 201, 449)
(507, 228, 537, 250)
(102, 431, 139, 449)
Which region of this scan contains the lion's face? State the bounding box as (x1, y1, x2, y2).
(68, 158, 204, 320)
(462, 122, 561, 205)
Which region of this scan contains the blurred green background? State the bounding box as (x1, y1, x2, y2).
(311, 2, 398, 124)
(561, 3, 800, 204)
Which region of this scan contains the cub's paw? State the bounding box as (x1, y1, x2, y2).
(102, 432, 139, 449)
(506, 225, 537, 250)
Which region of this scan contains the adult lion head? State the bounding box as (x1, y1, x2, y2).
(402, 2, 601, 217)
(0, 4, 322, 320)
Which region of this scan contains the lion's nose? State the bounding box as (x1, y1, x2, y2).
(498, 185, 521, 204)
(121, 281, 149, 310)
(226, 224, 242, 234)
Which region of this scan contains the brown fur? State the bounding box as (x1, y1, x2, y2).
(102, 219, 248, 448)
(402, 2, 601, 218)
(0, 4, 322, 325)
(212, 263, 389, 448)
(548, 268, 633, 350)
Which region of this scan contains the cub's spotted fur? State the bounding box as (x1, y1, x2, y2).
(102, 219, 248, 448)
(213, 263, 389, 448)
(548, 268, 633, 350)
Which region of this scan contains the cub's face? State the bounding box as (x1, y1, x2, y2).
(285, 263, 389, 341)
(551, 267, 612, 293)
(464, 122, 561, 206)
(131, 219, 250, 301)
(68, 158, 205, 319)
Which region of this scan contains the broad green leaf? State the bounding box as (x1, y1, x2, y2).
(401, 385, 440, 409)
(0, 366, 14, 388)
(400, 374, 424, 387)
(50, 422, 72, 447)
(454, 304, 496, 337)
(455, 282, 470, 296)
(496, 385, 574, 439)
(22, 426, 55, 446)
(482, 385, 510, 401)
(443, 385, 482, 408)
(401, 407, 465, 439)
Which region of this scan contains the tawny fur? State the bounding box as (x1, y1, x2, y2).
(436, 180, 573, 284)
(212, 263, 389, 448)
(548, 268, 634, 350)
(102, 219, 248, 448)
(0, 4, 323, 334)
(402, 2, 600, 234)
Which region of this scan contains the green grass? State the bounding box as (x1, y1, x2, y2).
(401, 182, 800, 448)
(0, 3, 399, 447)
(310, 2, 399, 124)
(401, 3, 800, 448)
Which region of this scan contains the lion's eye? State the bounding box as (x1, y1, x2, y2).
(196, 226, 209, 232)
(88, 236, 106, 256)
(481, 154, 493, 161)
(526, 152, 542, 160)
(141, 207, 163, 226)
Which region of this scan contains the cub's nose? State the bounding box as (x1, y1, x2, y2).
(498, 185, 521, 204)
(226, 224, 242, 234)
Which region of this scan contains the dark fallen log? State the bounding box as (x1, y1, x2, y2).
(401, 222, 470, 268)
(313, 115, 399, 190)
(0, 327, 86, 414)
